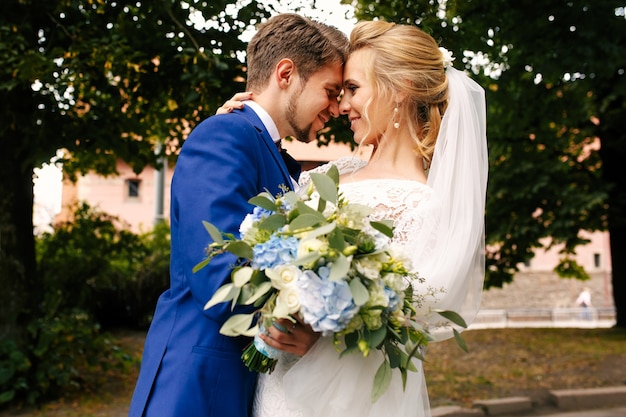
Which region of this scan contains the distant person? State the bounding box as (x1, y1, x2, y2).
(576, 287, 593, 320)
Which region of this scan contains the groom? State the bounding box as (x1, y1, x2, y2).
(128, 14, 349, 417)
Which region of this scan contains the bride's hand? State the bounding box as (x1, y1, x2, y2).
(215, 92, 252, 114)
(259, 316, 320, 357)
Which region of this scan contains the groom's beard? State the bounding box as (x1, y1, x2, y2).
(286, 90, 314, 143)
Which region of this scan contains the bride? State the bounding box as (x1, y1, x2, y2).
(223, 20, 487, 417)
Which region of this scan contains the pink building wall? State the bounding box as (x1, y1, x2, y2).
(58, 140, 611, 274)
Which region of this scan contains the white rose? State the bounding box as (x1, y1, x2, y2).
(266, 264, 302, 290)
(274, 286, 301, 317)
(239, 213, 254, 236)
(297, 238, 327, 258)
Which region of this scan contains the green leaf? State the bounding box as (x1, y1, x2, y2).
(327, 227, 346, 251)
(326, 164, 340, 184)
(220, 313, 255, 336)
(370, 220, 394, 238)
(258, 213, 287, 231)
(453, 328, 469, 353)
(372, 361, 392, 403)
(329, 254, 350, 281)
(202, 221, 224, 244)
(232, 266, 254, 287)
(385, 341, 402, 369)
(435, 310, 468, 328)
(303, 221, 336, 240)
(365, 326, 387, 349)
(295, 201, 327, 219)
(349, 278, 370, 306)
(248, 194, 277, 211)
(192, 256, 211, 273)
(310, 172, 338, 204)
(290, 213, 324, 230)
(291, 251, 321, 266)
(204, 283, 239, 310)
(243, 281, 273, 305)
(225, 241, 254, 259)
(283, 191, 300, 208)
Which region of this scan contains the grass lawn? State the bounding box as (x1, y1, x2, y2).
(1, 327, 625, 416)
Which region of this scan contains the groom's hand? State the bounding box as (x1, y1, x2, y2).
(259, 316, 320, 357)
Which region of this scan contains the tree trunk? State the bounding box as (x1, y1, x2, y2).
(608, 226, 626, 327)
(598, 94, 626, 328)
(0, 154, 37, 341)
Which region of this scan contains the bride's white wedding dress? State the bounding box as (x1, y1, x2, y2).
(254, 157, 448, 417)
(254, 67, 488, 417)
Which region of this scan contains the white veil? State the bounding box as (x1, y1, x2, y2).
(415, 66, 488, 339)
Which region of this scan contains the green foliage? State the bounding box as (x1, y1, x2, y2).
(0, 340, 29, 405)
(1, 203, 170, 408)
(0, 311, 132, 407)
(37, 203, 170, 329)
(348, 0, 625, 292)
(0, 0, 270, 341)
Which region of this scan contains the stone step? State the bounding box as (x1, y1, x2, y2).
(472, 396, 533, 415)
(549, 386, 626, 410)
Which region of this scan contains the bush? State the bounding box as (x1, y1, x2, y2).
(0, 311, 132, 407)
(0, 203, 170, 408)
(36, 203, 170, 329)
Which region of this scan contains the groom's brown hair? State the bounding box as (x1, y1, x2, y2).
(245, 13, 349, 91)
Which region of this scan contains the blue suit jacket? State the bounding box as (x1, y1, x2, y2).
(129, 106, 299, 417)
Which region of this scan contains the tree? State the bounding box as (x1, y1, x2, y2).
(346, 0, 626, 326)
(0, 0, 271, 340)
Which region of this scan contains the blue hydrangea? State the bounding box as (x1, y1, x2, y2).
(252, 235, 299, 270)
(251, 206, 273, 222)
(384, 286, 400, 312)
(297, 270, 359, 336)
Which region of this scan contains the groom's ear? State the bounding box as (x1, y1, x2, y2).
(275, 58, 297, 90)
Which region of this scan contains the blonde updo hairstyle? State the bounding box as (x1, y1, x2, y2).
(349, 21, 449, 166)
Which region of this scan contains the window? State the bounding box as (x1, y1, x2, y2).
(127, 179, 141, 198)
(594, 253, 601, 268)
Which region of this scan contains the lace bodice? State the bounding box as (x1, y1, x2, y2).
(299, 157, 438, 248)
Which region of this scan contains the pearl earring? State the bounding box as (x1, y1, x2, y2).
(393, 106, 400, 129)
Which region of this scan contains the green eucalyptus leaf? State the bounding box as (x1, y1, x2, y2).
(219, 313, 255, 336)
(291, 251, 321, 266)
(248, 195, 278, 211)
(310, 172, 338, 204)
(204, 283, 239, 310)
(329, 254, 350, 281)
(232, 266, 254, 287)
(303, 221, 336, 241)
(365, 326, 387, 349)
(370, 220, 394, 238)
(327, 227, 345, 251)
(290, 213, 324, 230)
(243, 281, 273, 305)
(372, 361, 392, 403)
(435, 310, 468, 328)
(326, 164, 340, 184)
(192, 257, 211, 273)
(202, 221, 224, 244)
(225, 241, 254, 259)
(453, 328, 469, 353)
(258, 213, 287, 231)
(349, 278, 370, 306)
(295, 201, 326, 219)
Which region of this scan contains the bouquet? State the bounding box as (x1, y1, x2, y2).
(194, 166, 466, 401)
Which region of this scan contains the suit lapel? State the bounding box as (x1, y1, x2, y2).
(238, 106, 298, 189)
